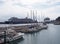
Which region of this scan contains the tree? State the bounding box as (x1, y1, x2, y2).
(56, 16, 60, 21)
(8, 17, 18, 21)
(44, 17, 50, 21)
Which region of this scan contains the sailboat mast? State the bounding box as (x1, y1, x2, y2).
(33, 10, 35, 21)
(27, 12, 29, 18)
(30, 10, 32, 19)
(40, 11, 42, 22)
(36, 10, 37, 21)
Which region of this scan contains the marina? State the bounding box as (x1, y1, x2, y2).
(2, 24, 60, 44)
(0, 23, 48, 44)
(0, 23, 60, 44)
(0, 0, 60, 44)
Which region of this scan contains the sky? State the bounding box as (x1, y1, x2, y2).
(0, 0, 60, 22)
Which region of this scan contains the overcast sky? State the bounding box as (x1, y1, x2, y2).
(0, 0, 60, 22)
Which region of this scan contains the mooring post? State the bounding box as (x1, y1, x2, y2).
(4, 31, 6, 44)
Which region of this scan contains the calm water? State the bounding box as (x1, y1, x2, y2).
(10, 24, 60, 44)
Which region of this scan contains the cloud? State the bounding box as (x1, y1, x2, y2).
(12, 0, 60, 9)
(32, 1, 60, 9)
(0, 0, 5, 6)
(0, 0, 60, 21)
(42, 5, 60, 20)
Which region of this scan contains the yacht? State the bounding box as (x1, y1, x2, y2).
(0, 29, 24, 44)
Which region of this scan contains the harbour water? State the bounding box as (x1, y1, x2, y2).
(1, 24, 60, 44)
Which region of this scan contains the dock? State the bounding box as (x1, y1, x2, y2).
(0, 23, 48, 33)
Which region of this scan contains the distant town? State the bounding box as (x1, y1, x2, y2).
(0, 16, 60, 25)
(0, 17, 37, 24)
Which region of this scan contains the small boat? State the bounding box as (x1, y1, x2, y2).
(7, 33, 24, 41)
(0, 29, 24, 44)
(40, 23, 48, 29)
